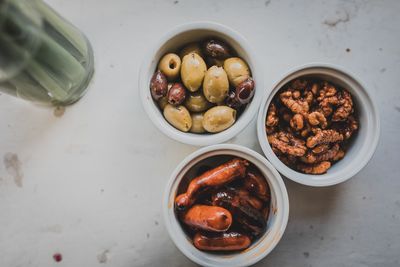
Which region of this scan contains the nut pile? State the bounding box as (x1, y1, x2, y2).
(150, 39, 255, 133)
(175, 158, 270, 252)
(266, 78, 359, 174)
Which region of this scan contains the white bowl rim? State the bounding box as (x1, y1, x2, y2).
(257, 62, 381, 187)
(163, 144, 289, 267)
(139, 21, 263, 146)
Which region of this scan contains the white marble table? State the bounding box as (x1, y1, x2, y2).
(1, 0, 399, 266)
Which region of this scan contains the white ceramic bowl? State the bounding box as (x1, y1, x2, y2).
(163, 144, 289, 267)
(257, 63, 380, 187)
(139, 22, 263, 146)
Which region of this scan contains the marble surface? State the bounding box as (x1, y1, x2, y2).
(0, 0, 399, 266)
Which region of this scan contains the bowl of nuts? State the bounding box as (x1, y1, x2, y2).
(257, 64, 380, 186)
(139, 22, 262, 146)
(163, 144, 289, 267)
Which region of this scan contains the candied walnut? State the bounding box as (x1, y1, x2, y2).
(300, 143, 340, 164)
(332, 90, 353, 121)
(290, 79, 308, 90)
(310, 83, 319, 95)
(306, 129, 343, 148)
(332, 115, 358, 140)
(317, 82, 337, 99)
(317, 82, 339, 117)
(312, 144, 330, 154)
(292, 90, 301, 99)
(290, 114, 304, 130)
(268, 132, 307, 157)
(280, 91, 309, 114)
(265, 126, 276, 134)
(297, 161, 331, 174)
(266, 103, 279, 127)
(332, 150, 345, 161)
(307, 111, 327, 129)
(304, 90, 314, 105)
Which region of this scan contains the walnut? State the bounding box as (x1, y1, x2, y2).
(300, 143, 340, 164)
(311, 144, 330, 154)
(297, 161, 331, 174)
(266, 78, 358, 175)
(307, 111, 327, 129)
(290, 79, 308, 90)
(332, 149, 345, 161)
(280, 91, 309, 114)
(332, 115, 358, 140)
(306, 129, 344, 148)
(266, 103, 279, 127)
(332, 90, 353, 121)
(290, 114, 304, 130)
(268, 132, 307, 157)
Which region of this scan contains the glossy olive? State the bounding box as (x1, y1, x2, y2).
(181, 53, 207, 92)
(202, 106, 236, 133)
(150, 70, 168, 100)
(235, 77, 255, 104)
(163, 104, 192, 132)
(179, 42, 203, 58)
(168, 83, 186, 106)
(184, 92, 212, 112)
(223, 57, 250, 87)
(158, 96, 168, 110)
(203, 39, 231, 59)
(190, 113, 206, 133)
(158, 53, 181, 81)
(203, 66, 229, 103)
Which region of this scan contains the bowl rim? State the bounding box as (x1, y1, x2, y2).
(256, 62, 381, 187)
(162, 144, 289, 267)
(139, 21, 263, 146)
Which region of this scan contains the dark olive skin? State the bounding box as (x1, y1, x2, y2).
(235, 78, 255, 105)
(150, 70, 168, 100)
(226, 91, 242, 110)
(168, 83, 186, 106)
(203, 39, 231, 59)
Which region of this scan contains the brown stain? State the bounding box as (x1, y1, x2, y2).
(97, 249, 109, 263)
(3, 153, 23, 187)
(54, 106, 66, 117)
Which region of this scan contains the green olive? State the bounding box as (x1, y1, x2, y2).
(223, 57, 250, 87)
(163, 104, 192, 132)
(203, 66, 229, 103)
(190, 113, 206, 134)
(158, 96, 168, 110)
(184, 92, 212, 112)
(158, 53, 181, 81)
(179, 42, 203, 58)
(181, 52, 207, 92)
(202, 106, 236, 133)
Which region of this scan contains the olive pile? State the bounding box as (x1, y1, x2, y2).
(150, 39, 255, 133)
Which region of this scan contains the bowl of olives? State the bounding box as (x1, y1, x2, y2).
(139, 22, 263, 146)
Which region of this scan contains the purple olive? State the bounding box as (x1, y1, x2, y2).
(203, 39, 231, 59)
(235, 78, 255, 105)
(168, 83, 186, 106)
(150, 70, 168, 100)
